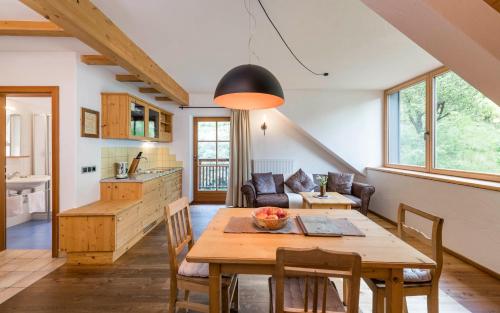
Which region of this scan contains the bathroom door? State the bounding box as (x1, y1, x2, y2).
(0, 94, 6, 251)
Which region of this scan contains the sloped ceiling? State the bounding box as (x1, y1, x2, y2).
(0, 0, 441, 93)
(362, 0, 500, 104)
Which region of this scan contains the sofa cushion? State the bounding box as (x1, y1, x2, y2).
(256, 193, 289, 208)
(342, 194, 361, 208)
(327, 172, 354, 194)
(252, 172, 277, 195)
(285, 169, 316, 193)
(273, 174, 285, 194)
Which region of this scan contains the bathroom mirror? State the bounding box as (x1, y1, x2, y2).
(6, 114, 22, 156)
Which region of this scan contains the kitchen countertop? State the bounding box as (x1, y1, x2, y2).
(59, 199, 141, 216)
(100, 167, 182, 183)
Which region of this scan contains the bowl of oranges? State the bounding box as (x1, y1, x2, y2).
(252, 207, 289, 230)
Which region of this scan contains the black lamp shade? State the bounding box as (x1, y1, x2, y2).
(214, 64, 284, 110)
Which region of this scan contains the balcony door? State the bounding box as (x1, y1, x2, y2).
(193, 117, 230, 203)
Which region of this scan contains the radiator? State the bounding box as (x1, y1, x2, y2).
(252, 159, 294, 175)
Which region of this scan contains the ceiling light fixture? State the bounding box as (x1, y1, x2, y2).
(214, 0, 327, 110)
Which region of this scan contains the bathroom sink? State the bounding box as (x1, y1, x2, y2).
(6, 175, 51, 192)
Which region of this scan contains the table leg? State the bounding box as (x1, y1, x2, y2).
(385, 268, 404, 313)
(209, 263, 221, 313)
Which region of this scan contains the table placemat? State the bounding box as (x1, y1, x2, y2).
(296, 216, 365, 237)
(224, 217, 303, 234)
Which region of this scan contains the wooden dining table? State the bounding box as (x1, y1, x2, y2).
(186, 208, 436, 313)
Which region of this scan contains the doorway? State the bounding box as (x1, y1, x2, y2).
(0, 87, 59, 257)
(193, 117, 230, 203)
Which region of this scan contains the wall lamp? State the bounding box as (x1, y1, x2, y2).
(261, 122, 267, 136)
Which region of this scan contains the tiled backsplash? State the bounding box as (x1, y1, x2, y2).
(101, 146, 183, 178)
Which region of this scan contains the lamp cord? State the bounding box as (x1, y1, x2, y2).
(244, 0, 260, 64)
(257, 0, 329, 77)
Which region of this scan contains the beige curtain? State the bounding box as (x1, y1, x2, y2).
(226, 110, 252, 207)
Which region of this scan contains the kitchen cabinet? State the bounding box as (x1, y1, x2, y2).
(59, 169, 182, 264)
(101, 93, 173, 142)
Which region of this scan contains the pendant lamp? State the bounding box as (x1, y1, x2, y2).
(213, 0, 327, 110)
(213, 64, 284, 110)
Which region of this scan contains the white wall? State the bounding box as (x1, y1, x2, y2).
(75, 61, 181, 207)
(0, 51, 189, 210)
(0, 51, 78, 212)
(278, 90, 384, 174)
(250, 108, 351, 176)
(367, 169, 500, 274)
(178, 93, 367, 201)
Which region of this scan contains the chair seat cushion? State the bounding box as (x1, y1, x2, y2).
(403, 268, 432, 283)
(269, 277, 345, 313)
(178, 260, 208, 277)
(370, 268, 432, 288)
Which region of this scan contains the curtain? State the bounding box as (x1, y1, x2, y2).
(226, 110, 252, 207)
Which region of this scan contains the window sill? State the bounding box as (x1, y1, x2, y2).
(367, 167, 500, 192)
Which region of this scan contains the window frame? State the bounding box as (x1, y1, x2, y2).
(384, 66, 500, 183)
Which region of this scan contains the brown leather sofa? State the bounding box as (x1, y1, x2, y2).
(241, 173, 375, 215)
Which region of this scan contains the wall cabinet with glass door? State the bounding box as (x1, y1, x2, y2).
(101, 93, 173, 142)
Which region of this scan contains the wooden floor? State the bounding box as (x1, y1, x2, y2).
(0, 205, 498, 312)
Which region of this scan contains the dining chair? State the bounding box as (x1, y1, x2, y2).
(365, 203, 444, 313)
(165, 197, 238, 313)
(269, 247, 362, 313)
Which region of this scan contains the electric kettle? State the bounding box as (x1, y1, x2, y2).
(115, 162, 128, 179)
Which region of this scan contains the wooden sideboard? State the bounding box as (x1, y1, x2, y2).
(59, 169, 182, 264)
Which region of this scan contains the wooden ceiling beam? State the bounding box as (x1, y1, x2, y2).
(116, 74, 142, 82)
(155, 96, 172, 102)
(81, 55, 116, 65)
(0, 20, 69, 37)
(20, 0, 189, 105)
(139, 87, 160, 94)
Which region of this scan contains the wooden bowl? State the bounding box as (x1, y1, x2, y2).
(252, 207, 289, 230)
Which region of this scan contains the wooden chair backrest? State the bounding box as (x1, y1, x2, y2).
(164, 197, 194, 273)
(275, 247, 361, 313)
(397, 203, 444, 280)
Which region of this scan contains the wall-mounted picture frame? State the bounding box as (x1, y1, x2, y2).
(81, 107, 100, 138)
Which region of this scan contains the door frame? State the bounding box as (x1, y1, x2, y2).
(0, 86, 60, 257)
(193, 117, 230, 204)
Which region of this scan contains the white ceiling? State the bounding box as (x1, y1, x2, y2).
(0, 0, 441, 93)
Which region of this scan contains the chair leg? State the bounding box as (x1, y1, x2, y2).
(183, 290, 190, 313)
(343, 278, 349, 305)
(427, 287, 439, 313)
(169, 279, 178, 313)
(222, 284, 230, 313)
(372, 288, 384, 313)
(231, 280, 239, 312)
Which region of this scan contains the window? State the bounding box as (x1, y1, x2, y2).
(385, 67, 500, 181)
(387, 80, 427, 168)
